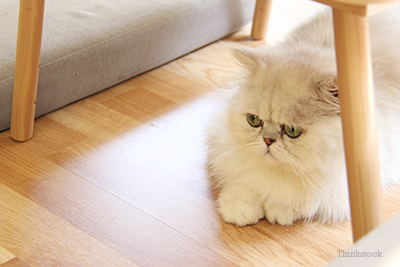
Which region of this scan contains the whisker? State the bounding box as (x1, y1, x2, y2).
(301, 168, 350, 219)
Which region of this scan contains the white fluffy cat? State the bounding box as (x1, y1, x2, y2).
(207, 7, 400, 227)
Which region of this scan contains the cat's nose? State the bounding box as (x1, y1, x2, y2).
(264, 138, 276, 146)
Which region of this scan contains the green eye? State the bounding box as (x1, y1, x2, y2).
(247, 114, 263, 128)
(284, 125, 302, 138)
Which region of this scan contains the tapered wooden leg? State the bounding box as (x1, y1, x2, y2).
(251, 0, 273, 40)
(333, 9, 384, 242)
(10, 0, 45, 142)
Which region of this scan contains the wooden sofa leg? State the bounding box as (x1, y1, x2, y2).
(251, 0, 273, 40)
(332, 8, 384, 242)
(10, 0, 45, 142)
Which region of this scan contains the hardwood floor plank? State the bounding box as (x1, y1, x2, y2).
(133, 69, 211, 104)
(0, 246, 15, 265)
(45, 101, 140, 143)
(0, 145, 237, 267)
(0, 118, 86, 158)
(0, 183, 138, 267)
(163, 44, 242, 89)
(0, 257, 31, 267)
(102, 87, 178, 122)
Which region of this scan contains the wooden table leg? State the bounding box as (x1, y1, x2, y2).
(251, 0, 273, 40)
(332, 8, 384, 242)
(10, 0, 45, 142)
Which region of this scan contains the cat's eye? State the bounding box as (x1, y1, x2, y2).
(247, 114, 263, 128)
(284, 125, 302, 138)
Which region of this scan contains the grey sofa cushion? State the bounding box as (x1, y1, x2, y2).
(0, 0, 255, 132)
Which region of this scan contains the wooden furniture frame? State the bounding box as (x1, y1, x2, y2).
(11, 0, 45, 142)
(252, 0, 398, 242)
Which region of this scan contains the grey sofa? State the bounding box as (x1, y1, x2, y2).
(0, 0, 256, 132)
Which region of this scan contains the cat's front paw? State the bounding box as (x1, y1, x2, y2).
(218, 189, 264, 227)
(219, 199, 264, 227)
(264, 204, 303, 226)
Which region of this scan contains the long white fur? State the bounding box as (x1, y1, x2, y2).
(206, 7, 400, 226)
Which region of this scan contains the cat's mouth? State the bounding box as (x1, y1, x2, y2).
(265, 148, 278, 162)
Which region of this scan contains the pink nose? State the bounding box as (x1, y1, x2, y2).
(264, 138, 275, 146)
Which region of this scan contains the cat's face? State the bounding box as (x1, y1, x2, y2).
(227, 46, 343, 171)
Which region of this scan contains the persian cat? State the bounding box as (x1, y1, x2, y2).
(207, 7, 400, 226)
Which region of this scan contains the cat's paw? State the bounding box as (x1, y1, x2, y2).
(264, 204, 303, 226)
(218, 190, 264, 226)
(219, 200, 264, 226)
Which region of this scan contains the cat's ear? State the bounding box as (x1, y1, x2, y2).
(314, 76, 340, 114)
(230, 47, 262, 71)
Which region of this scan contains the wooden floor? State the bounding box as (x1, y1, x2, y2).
(1, 1, 400, 266)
